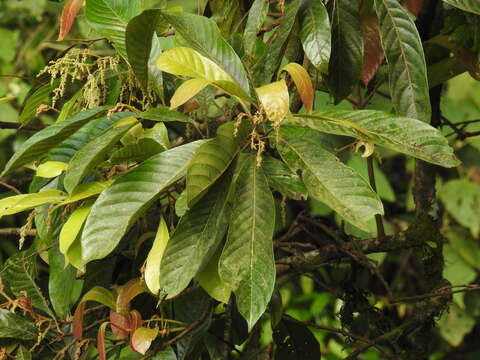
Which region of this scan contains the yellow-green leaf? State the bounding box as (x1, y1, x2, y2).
(256, 80, 290, 124)
(0, 190, 67, 218)
(197, 247, 231, 304)
(144, 216, 169, 295)
(62, 181, 113, 206)
(35, 161, 69, 178)
(59, 201, 94, 258)
(279, 63, 314, 112)
(131, 327, 159, 355)
(170, 78, 210, 109)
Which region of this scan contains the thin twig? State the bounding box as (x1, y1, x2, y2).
(0, 121, 45, 131)
(0, 228, 36, 237)
(367, 156, 386, 238)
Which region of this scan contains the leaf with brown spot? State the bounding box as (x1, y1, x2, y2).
(360, 15, 384, 86)
(58, 0, 84, 41)
(97, 321, 109, 360)
(131, 327, 159, 355)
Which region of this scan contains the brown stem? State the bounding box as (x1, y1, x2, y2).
(0, 122, 45, 131)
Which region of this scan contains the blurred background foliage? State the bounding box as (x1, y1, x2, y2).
(0, 0, 480, 359)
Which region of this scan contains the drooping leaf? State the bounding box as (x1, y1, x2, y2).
(327, 0, 363, 102)
(160, 173, 231, 298)
(291, 109, 460, 167)
(63, 116, 138, 193)
(273, 316, 321, 360)
(61, 181, 112, 206)
(109, 138, 164, 165)
(80, 141, 204, 267)
(0, 190, 66, 217)
(158, 11, 250, 94)
(97, 321, 109, 360)
(84, 0, 142, 59)
(1, 106, 108, 177)
(374, 0, 431, 121)
(300, 0, 331, 72)
(131, 327, 159, 355)
(256, 80, 290, 123)
(59, 200, 94, 256)
(279, 63, 314, 112)
(219, 154, 276, 330)
(443, 0, 480, 15)
(253, 0, 301, 85)
(144, 216, 169, 295)
(35, 161, 68, 178)
(58, 0, 85, 41)
(0, 309, 38, 340)
(243, 0, 269, 56)
(140, 107, 192, 123)
(262, 155, 307, 200)
(277, 126, 384, 231)
(360, 15, 384, 86)
(186, 121, 248, 205)
(156, 47, 251, 105)
(169, 78, 210, 110)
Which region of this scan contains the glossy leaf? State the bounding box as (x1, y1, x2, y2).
(19, 82, 53, 125)
(360, 15, 384, 86)
(58, 0, 84, 41)
(196, 246, 232, 304)
(256, 80, 290, 123)
(243, 0, 269, 56)
(273, 317, 321, 360)
(0, 190, 66, 217)
(291, 109, 460, 167)
(35, 161, 68, 178)
(374, 0, 431, 121)
(328, 0, 363, 102)
(85, 0, 141, 59)
(277, 126, 384, 231)
(110, 138, 164, 165)
(80, 141, 204, 267)
(262, 155, 307, 200)
(63, 116, 137, 193)
(159, 11, 250, 94)
(443, 0, 480, 15)
(1, 106, 107, 177)
(186, 121, 247, 205)
(131, 327, 159, 355)
(59, 201, 93, 256)
(61, 181, 112, 206)
(116, 278, 147, 315)
(140, 107, 192, 123)
(170, 78, 210, 109)
(0, 309, 38, 340)
(145, 216, 169, 295)
(300, 0, 331, 72)
(279, 63, 314, 112)
(160, 173, 231, 298)
(219, 154, 276, 330)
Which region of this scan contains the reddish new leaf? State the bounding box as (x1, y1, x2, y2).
(58, 0, 84, 41)
(406, 0, 424, 16)
(115, 278, 147, 315)
(131, 327, 159, 355)
(360, 15, 384, 86)
(129, 310, 143, 334)
(110, 310, 130, 339)
(97, 322, 109, 360)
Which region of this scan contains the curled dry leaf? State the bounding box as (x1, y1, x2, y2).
(58, 0, 85, 41)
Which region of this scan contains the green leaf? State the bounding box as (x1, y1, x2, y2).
(219, 154, 276, 330)
(61, 181, 113, 206)
(253, 0, 301, 85)
(186, 121, 248, 205)
(79, 140, 205, 267)
(443, 0, 480, 15)
(3, 250, 53, 314)
(374, 0, 431, 121)
(1, 106, 108, 177)
(243, 0, 269, 57)
(35, 161, 68, 178)
(159, 11, 250, 94)
(160, 173, 231, 298)
(63, 116, 138, 193)
(140, 107, 192, 123)
(170, 78, 210, 109)
(49, 246, 81, 318)
(300, 0, 331, 72)
(273, 316, 321, 360)
(151, 347, 177, 360)
(19, 82, 54, 125)
(439, 179, 480, 237)
(156, 47, 251, 105)
(144, 216, 169, 295)
(262, 156, 307, 200)
(59, 201, 94, 256)
(277, 126, 383, 231)
(0, 309, 38, 340)
(291, 109, 460, 167)
(327, 0, 363, 102)
(85, 0, 142, 59)
(0, 190, 67, 217)
(15, 345, 32, 360)
(110, 138, 164, 165)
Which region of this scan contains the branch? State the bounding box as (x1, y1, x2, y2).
(0, 228, 36, 237)
(0, 122, 45, 131)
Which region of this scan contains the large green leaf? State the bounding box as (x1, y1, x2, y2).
(243, 0, 269, 57)
(262, 155, 307, 200)
(79, 140, 204, 267)
(85, 0, 141, 59)
(443, 0, 480, 15)
(300, 0, 331, 72)
(291, 109, 460, 167)
(159, 11, 250, 94)
(327, 0, 363, 102)
(0, 309, 38, 340)
(219, 154, 276, 330)
(374, 0, 431, 122)
(0, 190, 67, 217)
(1, 107, 108, 177)
(109, 138, 164, 165)
(186, 121, 248, 205)
(253, 0, 301, 85)
(277, 126, 383, 231)
(160, 173, 231, 298)
(145, 216, 169, 295)
(63, 117, 138, 193)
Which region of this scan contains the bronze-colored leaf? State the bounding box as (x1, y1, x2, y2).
(58, 0, 84, 41)
(360, 15, 384, 86)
